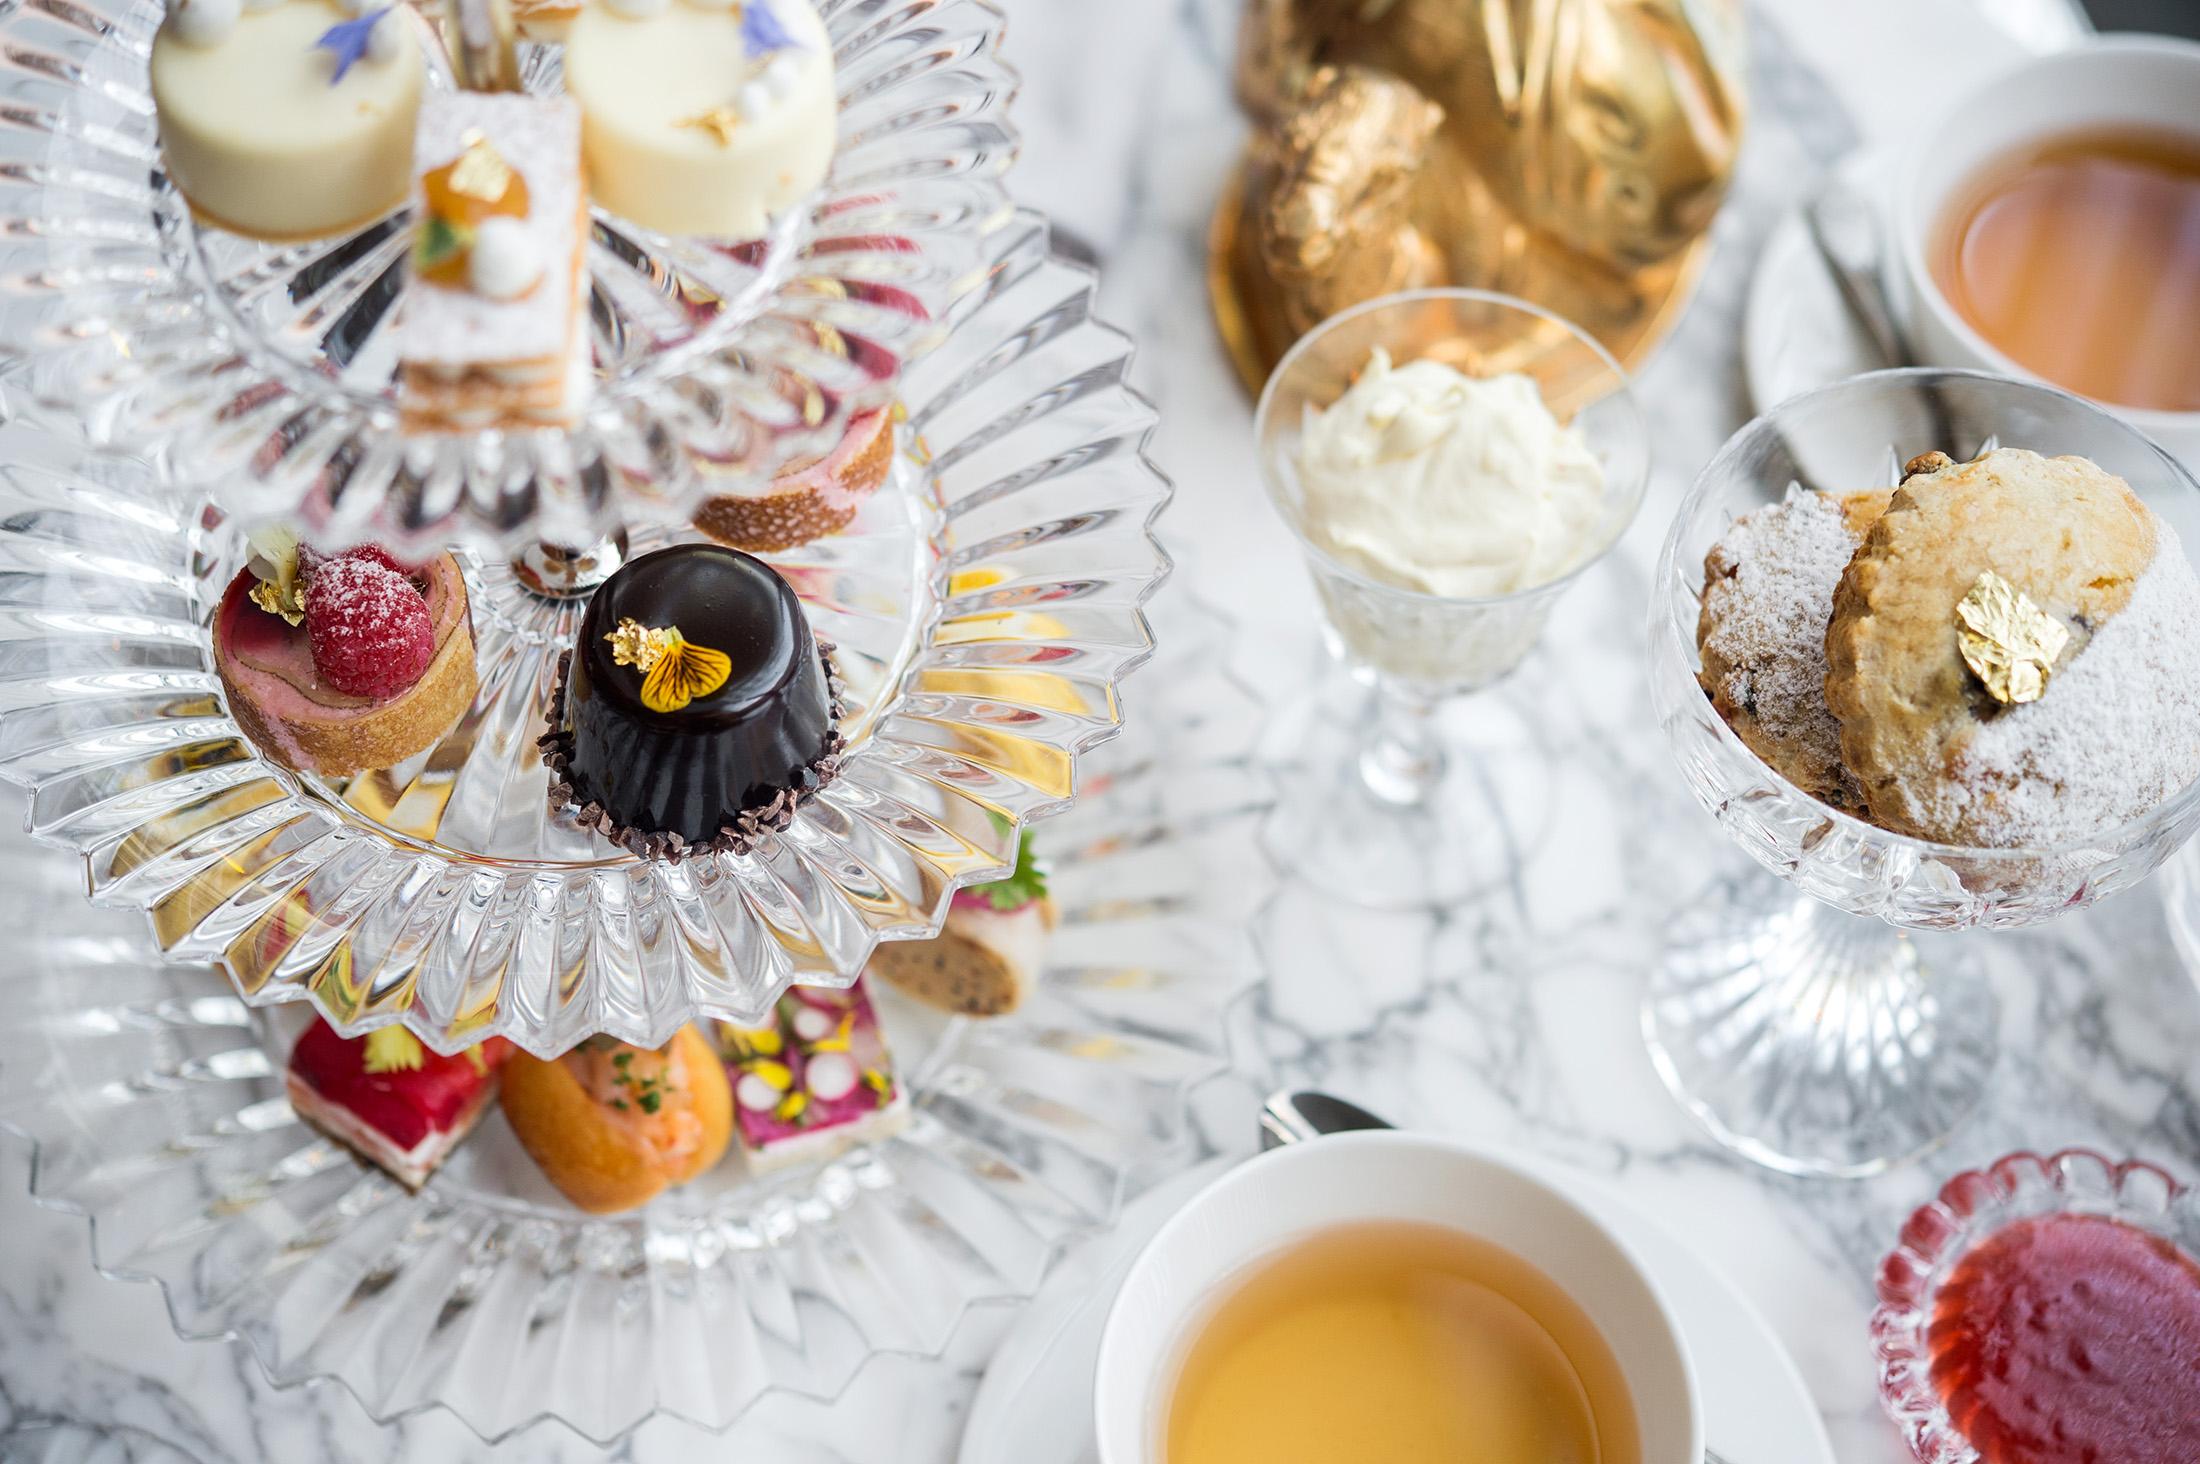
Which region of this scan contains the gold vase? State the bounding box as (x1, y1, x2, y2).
(1211, 0, 1748, 393)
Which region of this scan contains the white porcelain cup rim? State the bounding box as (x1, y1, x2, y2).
(1888, 33, 2200, 439)
(1091, 1129, 1702, 1464)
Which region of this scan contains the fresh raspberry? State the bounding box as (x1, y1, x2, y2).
(338, 543, 427, 579)
(305, 557, 434, 698)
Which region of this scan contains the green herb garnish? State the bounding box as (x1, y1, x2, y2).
(970, 829, 1047, 912)
(413, 213, 473, 273)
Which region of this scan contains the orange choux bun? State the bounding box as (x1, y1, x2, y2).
(501, 1025, 732, 1214)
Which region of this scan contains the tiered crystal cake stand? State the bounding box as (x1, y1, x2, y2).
(0, 0, 1022, 553)
(0, 204, 1174, 1054)
(0, 0, 1217, 1435)
(0, 592, 1266, 1439)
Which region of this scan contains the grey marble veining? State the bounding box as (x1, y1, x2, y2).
(4, 2, 2198, 1462)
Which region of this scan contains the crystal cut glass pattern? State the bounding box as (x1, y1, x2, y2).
(0, 0, 1016, 555)
(1871, 1148, 2199, 1464)
(1647, 370, 2200, 1176)
(0, 214, 1173, 1056)
(0, 597, 1264, 1440)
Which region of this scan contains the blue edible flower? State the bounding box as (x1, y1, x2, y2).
(740, 0, 799, 57)
(315, 7, 391, 85)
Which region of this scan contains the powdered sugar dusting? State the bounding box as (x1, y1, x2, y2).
(305, 556, 434, 698)
(1932, 524, 2200, 846)
(1699, 488, 1860, 800)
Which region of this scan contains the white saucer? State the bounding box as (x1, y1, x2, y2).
(957, 1149, 1836, 1464)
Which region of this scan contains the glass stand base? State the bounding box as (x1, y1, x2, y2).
(1643, 867, 2000, 1178)
(1258, 681, 1554, 910)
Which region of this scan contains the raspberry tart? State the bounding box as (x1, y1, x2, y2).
(694, 405, 896, 553)
(212, 534, 477, 777)
(285, 1019, 511, 1190)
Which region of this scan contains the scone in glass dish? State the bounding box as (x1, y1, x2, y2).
(1650, 369, 2200, 1178)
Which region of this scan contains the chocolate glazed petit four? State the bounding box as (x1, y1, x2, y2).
(540, 543, 843, 858)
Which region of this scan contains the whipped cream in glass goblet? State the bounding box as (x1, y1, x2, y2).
(1254, 289, 1648, 908)
(1649, 368, 2200, 1178)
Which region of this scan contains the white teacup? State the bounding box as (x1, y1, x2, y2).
(1886, 35, 2200, 465)
(1092, 1131, 1700, 1464)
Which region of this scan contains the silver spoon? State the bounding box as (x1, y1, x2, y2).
(1257, 1089, 1739, 1464)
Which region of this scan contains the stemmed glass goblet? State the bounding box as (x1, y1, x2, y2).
(1649, 368, 2200, 1178)
(1253, 289, 1649, 908)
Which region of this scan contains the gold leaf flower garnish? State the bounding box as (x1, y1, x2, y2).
(248, 576, 307, 626)
(1956, 570, 2070, 706)
(244, 525, 307, 625)
(605, 617, 677, 671)
(604, 617, 733, 713)
(677, 107, 742, 146)
(448, 129, 518, 203)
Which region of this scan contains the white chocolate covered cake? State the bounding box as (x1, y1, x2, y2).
(397, 92, 591, 434)
(561, 0, 835, 239)
(151, 0, 424, 240)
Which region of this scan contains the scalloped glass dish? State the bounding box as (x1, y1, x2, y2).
(0, 0, 1014, 556)
(0, 213, 1172, 1056)
(1648, 370, 2200, 1179)
(0, 592, 1264, 1442)
(1872, 1148, 2200, 1464)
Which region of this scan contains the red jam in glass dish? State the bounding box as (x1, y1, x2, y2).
(1925, 1211, 2200, 1464)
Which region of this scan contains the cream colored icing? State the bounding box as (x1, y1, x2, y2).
(562, 0, 835, 239)
(1292, 349, 1608, 599)
(150, 0, 423, 240)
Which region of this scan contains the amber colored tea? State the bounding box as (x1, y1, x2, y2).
(1931, 127, 2200, 413)
(1160, 1221, 1641, 1464)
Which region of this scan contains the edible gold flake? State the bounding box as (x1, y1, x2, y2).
(677, 107, 743, 146)
(247, 576, 306, 626)
(604, 617, 734, 713)
(1956, 570, 2069, 706)
(605, 616, 677, 672)
(447, 129, 517, 203)
(244, 525, 307, 625)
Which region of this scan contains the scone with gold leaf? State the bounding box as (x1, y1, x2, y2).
(1824, 447, 2200, 846)
(1697, 487, 1889, 811)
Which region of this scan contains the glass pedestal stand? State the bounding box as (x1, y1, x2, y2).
(1643, 867, 1999, 1178)
(1260, 671, 1557, 910)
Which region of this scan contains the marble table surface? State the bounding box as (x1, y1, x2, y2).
(6, 1, 2197, 1462)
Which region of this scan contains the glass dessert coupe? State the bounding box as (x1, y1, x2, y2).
(0, 214, 1174, 1057)
(0, 0, 1014, 555)
(0, 593, 1266, 1443)
(1253, 289, 1649, 908)
(1649, 369, 2200, 1178)
(1872, 1148, 2200, 1464)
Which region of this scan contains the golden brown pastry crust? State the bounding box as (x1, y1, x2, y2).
(1697, 489, 1889, 811)
(1823, 448, 2155, 842)
(694, 407, 895, 553)
(215, 554, 478, 778)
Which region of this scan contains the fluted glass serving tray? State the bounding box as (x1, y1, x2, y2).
(0, 213, 1173, 1055)
(0, 594, 1265, 1440)
(0, 0, 1015, 555)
